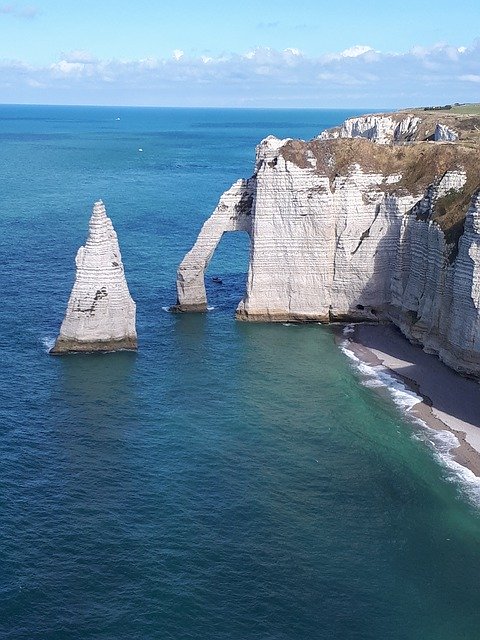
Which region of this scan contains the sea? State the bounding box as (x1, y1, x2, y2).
(1, 105, 480, 640)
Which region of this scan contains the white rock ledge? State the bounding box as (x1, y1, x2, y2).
(51, 200, 137, 355)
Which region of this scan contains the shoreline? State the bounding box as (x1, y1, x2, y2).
(334, 322, 480, 477)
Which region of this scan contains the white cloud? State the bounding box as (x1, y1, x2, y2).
(50, 61, 88, 76)
(0, 3, 39, 18)
(257, 21, 279, 29)
(317, 72, 334, 81)
(459, 74, 480, 83)
(339, 45, 374, 58)
(284, 48, 302, 57)
(410, 42, 469, 62)
(323, 45, 378, 63)
(26, 78, 45, 87)
(62, 50, 96, 64)
(139, 57, 158, 70)
(1, 39, 480, 107)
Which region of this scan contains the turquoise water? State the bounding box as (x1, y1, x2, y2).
(1, 105, 480, 639)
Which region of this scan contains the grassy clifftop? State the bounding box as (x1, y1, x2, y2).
(417, 103, 480, 115)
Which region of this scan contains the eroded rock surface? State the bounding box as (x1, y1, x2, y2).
(318, 110, 472, 144)
(176, 110, 480, 377)
(390, 191, 480, 376)
(318, 113, 421, 144)
(51, 200, 137, 354)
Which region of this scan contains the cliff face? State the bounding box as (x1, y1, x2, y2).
(317, 111, 477, 144)
(51, 201, 137, 354)
(236, 137, 415, 322)
(390, 192, 480, 376)
(176, 111, 480, 377)
(318, 113, 422, 144)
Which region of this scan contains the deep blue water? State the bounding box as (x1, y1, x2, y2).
(1, 105, 480, 640)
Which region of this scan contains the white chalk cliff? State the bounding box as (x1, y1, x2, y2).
(51, 200, 137, 354)
(390, 190, 480, 376)
(175, 109, 480, 378)
(318, 112, 461, 144)
(434, 123, 458, 142)
(318, 113, 422, 144)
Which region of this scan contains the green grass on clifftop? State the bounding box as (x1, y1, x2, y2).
(448, 103, 480, 115)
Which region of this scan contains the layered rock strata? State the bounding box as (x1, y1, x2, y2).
(390, 191, 480, 376)
(51, 201, 137, 354)
(318, 113, 421, 144)
(176, 111, 480, 377)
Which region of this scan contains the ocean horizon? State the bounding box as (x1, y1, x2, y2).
(1, 104, 480, 639)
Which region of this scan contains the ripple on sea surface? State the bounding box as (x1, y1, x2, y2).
(1, 106, 480, 640)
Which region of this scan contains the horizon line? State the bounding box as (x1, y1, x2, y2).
(0, 102, 394, 111)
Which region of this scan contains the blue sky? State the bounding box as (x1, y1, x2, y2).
(0, 0, 479, 107)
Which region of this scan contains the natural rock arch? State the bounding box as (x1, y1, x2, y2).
(173, 178, 254, 312)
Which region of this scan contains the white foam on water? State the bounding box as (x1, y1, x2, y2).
(341, 338, 480, 507)
(412, 419, 480, 507)
(362, 378, 384, 388)
(41, 336, 55, 353)
(207, 306, 215, 311)
(341, 342, 422, 411)
(162, 306, 171, 312)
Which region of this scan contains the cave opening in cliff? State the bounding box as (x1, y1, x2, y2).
(205, 231, 250, 312)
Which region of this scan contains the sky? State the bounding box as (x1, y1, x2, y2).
(0, 0, 479, 107)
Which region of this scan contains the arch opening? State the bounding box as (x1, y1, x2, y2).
(205, 231, 251, 312)
(173, 178, 254, 313)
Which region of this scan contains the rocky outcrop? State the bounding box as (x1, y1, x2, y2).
(434, 123, 458, 142)
(176, 111, 480, 377)
(318, 113, 421, 144)
(318, 112, 465, 144)
(51, 201, 137, 354)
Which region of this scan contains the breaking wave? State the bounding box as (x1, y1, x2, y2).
(41, 336, 55, 353)
(340, 325, 480, 507)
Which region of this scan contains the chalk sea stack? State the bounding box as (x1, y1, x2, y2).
(51, 200, 137, 355)
(176, 109, 480, 378)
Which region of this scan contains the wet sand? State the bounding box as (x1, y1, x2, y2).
(336, 323, 480, 476)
